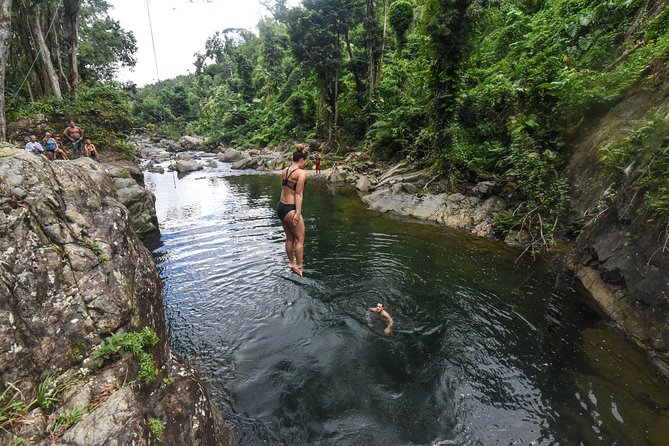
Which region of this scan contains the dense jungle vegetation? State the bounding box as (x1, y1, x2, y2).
(3, 0, 669, 248)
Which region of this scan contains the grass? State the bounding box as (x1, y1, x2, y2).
(147, 417, 165, 441)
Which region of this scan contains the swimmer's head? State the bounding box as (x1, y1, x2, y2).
(375, 303, 384, 313)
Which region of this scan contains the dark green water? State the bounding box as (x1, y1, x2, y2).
(145, 162, 669, 445)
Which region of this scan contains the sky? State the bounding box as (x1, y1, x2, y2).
(107, 0, 290, 86)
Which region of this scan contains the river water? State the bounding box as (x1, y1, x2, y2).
(145, 161, 669, 445)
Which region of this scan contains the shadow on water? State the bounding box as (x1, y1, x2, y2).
(145, 164, 669, 445)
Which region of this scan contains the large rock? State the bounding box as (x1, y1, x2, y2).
(356, 175, 373, 192)
(232, 158, 253, 170)
(172, 159, 203, 173)
(0, 151, 234, 445)
(362, 187, 507, 237)
(177, 136, 205, 151)
(104, 161, 159, 237)
(219, 147, 244, 162)
(575, 207, 669, 351)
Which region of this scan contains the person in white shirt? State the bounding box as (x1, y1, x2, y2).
(24, 135, 44, 155)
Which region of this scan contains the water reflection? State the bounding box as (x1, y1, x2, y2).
(146, 162, 669, 445)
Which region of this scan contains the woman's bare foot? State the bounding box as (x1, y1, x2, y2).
(289, 263, 301, 275)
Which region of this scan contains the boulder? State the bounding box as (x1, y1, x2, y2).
(173, 160, 203, 173)
(356, 175, 373, 192)
(177, 136, 205, 151)
(402, 182, 419, 195)
(104, 161, 159, 237)
(471, 181, 502, 198)
(362, 186, 509, 236)
(219, 147, 244, 162)
(326, 171, 347, 183)
(232, 158, 253, 170)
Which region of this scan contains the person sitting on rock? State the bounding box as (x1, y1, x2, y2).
(84, 139, 98, 159)
(326, 164, 339, 181)
(24, 135, 44, 155)
(54, 137, 69, 160)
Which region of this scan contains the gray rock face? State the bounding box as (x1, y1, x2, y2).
(0, 151, 234, 445)
(232, 158, 253, 170)
(177, 136, 205, 151)
(104, 161, 159, 237)
(219, 147, 243, 162)
(356, 175, 373, 192)
(362, 187, 507, 237)
(575, 207, 669, 352)
(172, 159, 203, 173)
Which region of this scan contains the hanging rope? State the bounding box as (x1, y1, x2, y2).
(10, 12, 60, 103)
(145, 0, 161, 82)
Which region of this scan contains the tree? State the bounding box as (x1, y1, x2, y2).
(0, 0, 11, 140)
(388, 0, 413, 49)
(30, 2, 63, 98)
(286, 0, 365, 148)
(63, 0, 82, 98)
(78, 16, 137, 82)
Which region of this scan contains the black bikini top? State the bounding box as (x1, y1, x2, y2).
(282, 166, 304, 191)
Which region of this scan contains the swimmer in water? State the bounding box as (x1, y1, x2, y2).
(367, 303, 394, 335)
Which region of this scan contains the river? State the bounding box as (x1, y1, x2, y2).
(144, 160, 669, 445)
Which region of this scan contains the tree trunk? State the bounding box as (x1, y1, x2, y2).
(32, 4, 62, 99)
(375, 0, 387, 88)
(16, 9, 42, 99)
(48, 4, 71, 93)
(366, 0, 378, 101)
(0, 0, 12, 141)
(63, 0, 82, 98)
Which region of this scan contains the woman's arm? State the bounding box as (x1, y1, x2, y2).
(292, 171, 306, 226)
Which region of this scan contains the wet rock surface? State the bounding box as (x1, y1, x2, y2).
(0, 150, 234, 445)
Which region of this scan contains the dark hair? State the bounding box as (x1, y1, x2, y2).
(293, 150, 308, 162)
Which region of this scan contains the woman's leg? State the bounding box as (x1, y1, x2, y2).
(281, 217, 295, 269)
(288, 214, 305, 276)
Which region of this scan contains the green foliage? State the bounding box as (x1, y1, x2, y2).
(492, 210, 516, 237)
(49, 405, 86, 438)
(388, 0, 415, 48)
(125, 0, 666, 249)
(600, 110, 669, 220)
(1, 375, 69, 434)
(147, 417, 166, 440)
(79, 1, 138, 83)
(86, 240, 103, 257)
(7, 83, 134, 153)
(93, 328, 160, 383)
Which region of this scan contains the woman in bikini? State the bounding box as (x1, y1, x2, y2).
(277, 144, 309, 276)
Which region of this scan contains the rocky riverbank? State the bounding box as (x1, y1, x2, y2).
(0, 148, 234, 445)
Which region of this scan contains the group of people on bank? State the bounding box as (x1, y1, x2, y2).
(24, 121, 98, 160)
(277, 144, 394, 334)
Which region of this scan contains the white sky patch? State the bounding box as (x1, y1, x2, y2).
(108, 0, 295, 86)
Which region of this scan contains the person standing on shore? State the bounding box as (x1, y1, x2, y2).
(314, 152, 322, 176)
(63, 121, 84, 158)
(277, 143, 309, 276)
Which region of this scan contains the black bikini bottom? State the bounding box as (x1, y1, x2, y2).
(277, 202, 296, 220)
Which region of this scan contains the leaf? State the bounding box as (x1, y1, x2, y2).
(579, 13, 593, 27)
(578, 35, 594, 51)
(565, 22, 578, 38)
